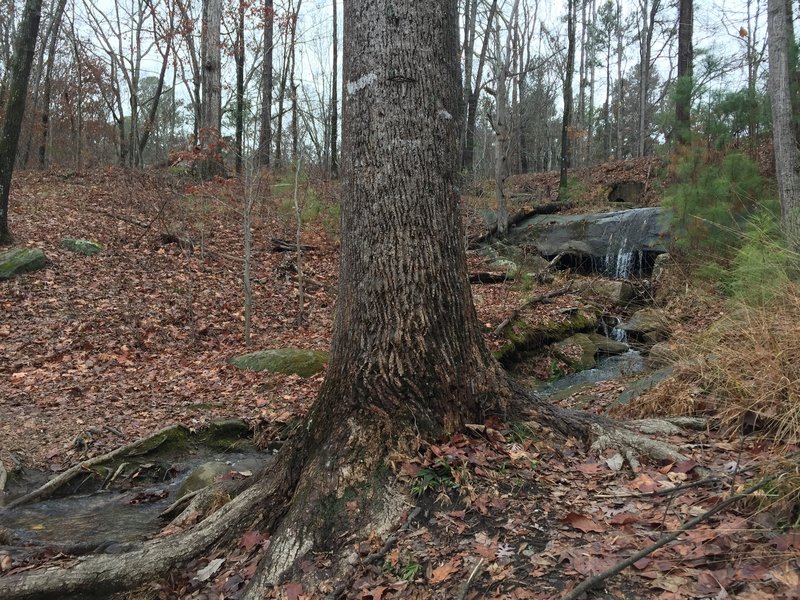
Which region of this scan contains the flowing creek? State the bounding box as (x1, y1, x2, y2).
(2, 447, 271, 546)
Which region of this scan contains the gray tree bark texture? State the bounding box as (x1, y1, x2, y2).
(0, 0, 43, 244)
(767, 0, 800, 251)
(199, 0, 223, 177)
(559, 0, 576, 195)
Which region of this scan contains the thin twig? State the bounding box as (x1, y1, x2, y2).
(561, 475, 776, 600)
(493, 280, 572, 337)
(456, 558, 486, 600)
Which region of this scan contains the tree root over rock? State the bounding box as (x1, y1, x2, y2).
(0, 383, 710, 599)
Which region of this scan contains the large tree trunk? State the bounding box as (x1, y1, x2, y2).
(199, 0, 223, 178)
(675, 0, 693, 144)
(767, 0, 800, 251)
(0, 0, 43, 245)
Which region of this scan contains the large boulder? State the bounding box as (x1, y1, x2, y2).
(588, 333, 629, 355)
(230, 348, 329, 377)
(505, 207, 670, 278)
(0, 247, 46, 279)
(60, 238, 102, 256)
(553, 333, 599, 370)
(575, 279, 635, 305)
(619, 308, 671, 347)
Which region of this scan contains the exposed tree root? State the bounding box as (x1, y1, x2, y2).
(0, 379, 711, 599)
(2, 424, 188, 510)
(0, 446, 299, 600)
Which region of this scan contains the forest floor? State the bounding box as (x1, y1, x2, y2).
(1, 164, 798, 599)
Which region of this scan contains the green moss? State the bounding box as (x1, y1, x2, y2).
(495, 311, 599, 367)
(59, 238, 103, 256)
(229, 348, 329, 377)
(0, 247, 46, 279)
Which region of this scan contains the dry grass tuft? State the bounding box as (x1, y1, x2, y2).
(621, 284, 800, 446)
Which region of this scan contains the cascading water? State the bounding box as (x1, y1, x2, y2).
(600, 210, 656, 278)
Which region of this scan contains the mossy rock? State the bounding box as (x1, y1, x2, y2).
(60, 238, 103, 256)
(0, 247, 46, 279)
(553, 333, 598, 370)
(230, 348, 329, 377)
(196, 419, 253, 450)
(495, 309, 598, 367)
(178, 461, 232, 497)
(619, 308, 670, 335)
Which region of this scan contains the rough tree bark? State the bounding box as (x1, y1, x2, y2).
(767, 0, 800, 251)
(199, 0, 223, 177)
(0, 0, 43, 245)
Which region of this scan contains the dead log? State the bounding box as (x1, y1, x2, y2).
(469, 272, 514, 284)
(159, 233, 194, 253)
(270, 238, 316, 252)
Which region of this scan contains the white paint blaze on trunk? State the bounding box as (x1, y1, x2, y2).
(767, 0, 800, 251)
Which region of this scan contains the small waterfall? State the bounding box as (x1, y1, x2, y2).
(600, 316, 628, 343)
(600, 210, 654, 278)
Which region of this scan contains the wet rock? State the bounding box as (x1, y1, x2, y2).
(619, 308, 670, 336)
(505, 207, 669, 278)
(575, 279, 635, 304)
(230, 348, 329, 377)
(553, 333, 598, 370)
(178, 462, 231, 497)
(60, 238, 102, 256)
(605, 367, 674, 414)
(0, 247, 46, 279)
(588, 333, 629, 355)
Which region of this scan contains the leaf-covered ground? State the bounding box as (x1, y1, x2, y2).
(1, 168, 798, 598)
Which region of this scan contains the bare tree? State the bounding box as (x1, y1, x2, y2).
(257, 0, 274, 167)
(0, 0, 43, 244)
(38, 0, 69, 169)
(559, 0, 577, 196)
(199, 0, 222, 176)
(329, 0, 338, 177)
(488, 0, 520, 235)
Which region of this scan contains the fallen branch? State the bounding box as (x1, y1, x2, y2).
(561, 475, 775, 600)
(493, 281, 572, 337)
(87, 208, 149, 229)
(2, 425, 187, 510)
(469, 272, 514, 284)
(159, 233, 194, 253)
(271, 238, 316, 253)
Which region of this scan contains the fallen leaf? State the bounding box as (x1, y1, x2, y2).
(563, 512, 606, 533)
(429, 557, 461, 583)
